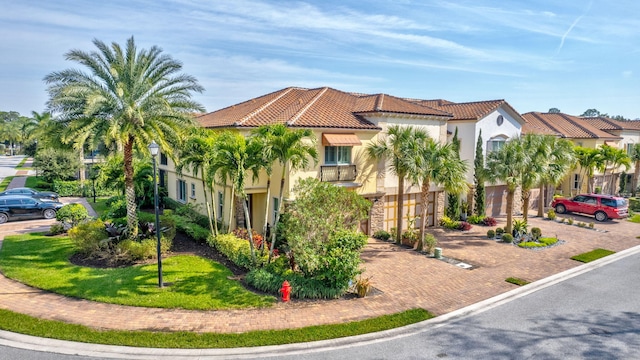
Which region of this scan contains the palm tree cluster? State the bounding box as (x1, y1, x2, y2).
(366, 125, 468, 250)
(574, 145, 631, 195)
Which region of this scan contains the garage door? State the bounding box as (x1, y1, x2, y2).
(485, 185, 507, 217)
(383, 191, 436, 232)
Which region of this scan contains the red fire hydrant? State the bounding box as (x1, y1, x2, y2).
(279, 280, 291, 302)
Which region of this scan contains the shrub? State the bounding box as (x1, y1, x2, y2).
(629, 198, 640, 212)
(487, 229, 496, 239)
(372, 230, 391, 241)
(208, 233, 267, 270)
(512, 219, 528, 237)
(531, 227, 542, 240)
(68, 219, 108, 255)
(52, 180, 83, 197)
(56, 203, 90, 227)
(137, 211, 177, 242)
(539, 237, 558, 246)
(577, 222, 586, 228)
(104, 195, 127, 219)
(502, 233, 513, 243)
(547, 208, 557, 220)
(354, 275, 372, 298)
(33, 148, 82, 183)
(48, 223, 66, 235)
(467, 214, 484, 225)
(117, 237, 171, 260)
(518, 237, 557, 248)
(589, 222, 594, 229)
(424, 233, 437, 254)
(458, 221, 472, 231)
(495, 227, 505, 235)
(173, 216, 210, 243)
(567, 218, 574, 225)
(245, 268, 345, 299)
(481, 217, 497, 226)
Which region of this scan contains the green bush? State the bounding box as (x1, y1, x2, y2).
(531, 227, 542, 240)
(502, 233, 513, 243)
(467, 214, 484, 224)
(629, 198, 640, 212)
(68, 219, 108, 255)
(423, 233, 437, 254)
(487, 229, 496, 239)
(495, 227, 505, 235)
(137, 211, 177, 242)
(518, 237, 557, 248)
(104, 195, 127, 219)
(245, 268, 345, 300)
(117, 237, 171, 260)
(208, 233, 266, 270)
(372, 230, 391, 241)
(173, 216, 210, 243)
(308, 231, 367, 290)
(56, 203, 90, 227)
(539, 237, 558, 246)
(52, 180, 83, 197)
(547, 208, 557, 220)
(33, 148, 82, 183)
(48, 223, 66, 235)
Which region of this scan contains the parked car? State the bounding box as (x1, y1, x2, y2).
(551, 194, 628, 221)
(0, 187, 59, 201)
(0, 195, 64, 223)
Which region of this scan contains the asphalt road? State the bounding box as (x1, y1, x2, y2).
(1, 248, 639, 360)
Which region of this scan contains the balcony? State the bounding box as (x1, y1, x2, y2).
(320, 165, 357, 182)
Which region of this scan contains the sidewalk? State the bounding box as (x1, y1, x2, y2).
(0, 213, 639, 334)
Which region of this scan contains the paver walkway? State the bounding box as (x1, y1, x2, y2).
(1, 208, 638, 333)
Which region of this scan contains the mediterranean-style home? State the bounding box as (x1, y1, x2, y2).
(159, 86, 534, 235)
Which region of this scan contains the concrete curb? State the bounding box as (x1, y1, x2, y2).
(2, 244, 639, 359)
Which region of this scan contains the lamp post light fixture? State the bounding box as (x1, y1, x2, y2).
(148, 140, 163, 288)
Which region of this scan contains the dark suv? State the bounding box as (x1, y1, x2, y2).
(551, 194, 628, 221)
(0, 187, 59, 201)
(0, 195, 64, 224)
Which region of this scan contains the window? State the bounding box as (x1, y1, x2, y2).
(218, 191, 223, 219)
(159, 169, 166, 188)
(626, 143, 634, 155)
(177, 179, 187, 202)
(273, 197, 279, 223)
(325, 146, 351, 165)
(573, 174, 580, 190)
(487, 138, 505, 153)
(190, 183, 196, 198)
(160, 153, 168, 166)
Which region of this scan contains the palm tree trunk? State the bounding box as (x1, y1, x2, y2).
(261, 177, 272, 254)
(537, 182, 545, 217)
(396, 175, 405, 245)
(227, 183, 235, 232)
(243, 198, 257, 265)
(201, 177, 214, 235)
(268, 173, 286, 263)
(123, 139, 138, 239)
(505, 189, 514, 235)
(209, 181, 219, 236)
(417, 179, 430, 252)
(634, 160, 640, 196)
(522, 189, 530, 221)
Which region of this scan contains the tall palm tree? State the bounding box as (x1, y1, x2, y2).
(177, 128, 219, 235)
(485, 138, 527, 235)
(520, 134, 546, 221)
(407, 135, 467, 251)
(267, 127, 318, 262)
(599, 145, 630, 194)
(210, 131, 258, 264)
(44, 36, 204, 237)
(630, 144, 640, 196)
(250, 124, 279, 247)
(367, 125, 426, 244)
(536, 136, 575, 217)
(574, 146, 604, 194)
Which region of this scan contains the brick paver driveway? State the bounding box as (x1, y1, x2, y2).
(0, 211, 638, 333)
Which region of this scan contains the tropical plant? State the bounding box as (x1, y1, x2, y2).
(265, 126, 318, 262)
(44, 36, 204, 238)
(599, 145, 631, 194)
(485, 137, 527, 235)
(536, 137, 575, 217)
(630, 143, 640, 196)
(574, 146, 604, 194)
(250, 124, 280, 248)
(445, 127, 462, 220)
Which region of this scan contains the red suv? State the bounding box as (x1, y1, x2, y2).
(551, 194, 628, 221)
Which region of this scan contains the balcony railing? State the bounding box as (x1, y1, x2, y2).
(320, 165, 357, 182)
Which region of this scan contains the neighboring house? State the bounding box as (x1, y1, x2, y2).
(161, 87, 453, 235)
(411, 99, 527, 216)
(522, 112, 622, 196)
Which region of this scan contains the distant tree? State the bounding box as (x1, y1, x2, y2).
(33, 148, 82, 183)
(610, 115, 629, 121)
(548, 108, 561, 113)
(581, 109, 601, 117)
(473, 130, 486, 216)
(445, 128, 462, 220)
(630, 143, 640, 196)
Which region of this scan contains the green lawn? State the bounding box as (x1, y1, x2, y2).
(25, 176, 51, 190)
(0, 233, 274, 310)
(89, 197, 109, 217)
(0, 176, 14, 191)
(571, 248, 616, 263)
(0, 307, 433, 348)
(628, 214, 640, 223)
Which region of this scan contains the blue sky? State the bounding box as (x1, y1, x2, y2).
(1, 0, 639, 119)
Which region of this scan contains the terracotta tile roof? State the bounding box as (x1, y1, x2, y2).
(197, 87, 451, 130)
(522, 112, 621, 139)
(521, 115, 561, 136)
(581, 116, 640, 131)
(409, 99, 505, 121)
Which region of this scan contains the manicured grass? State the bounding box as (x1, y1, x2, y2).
(0, 233, 274, 310)
(0, 176, 14, 191)
(25, 176, 51, 190)
(628, 214, 640, 223)
(505, 277, 530, 286)
(518, 237, 558, 248)
(570, 248, 616, 263)
(16, 157, 28, 167)
(89, 197, 110, 217)
(0, 307, 433, 348)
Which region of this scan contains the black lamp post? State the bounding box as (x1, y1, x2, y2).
(148, 140, 163, 288)
(34, 140, 38, 178)
(91, 149, 96, 203)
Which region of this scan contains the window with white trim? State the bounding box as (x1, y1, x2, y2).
(190, 183, 196, 198)
(487, 138, 505, 153)
(626, 143, 634, 155)
(573, 174, 580, 190)
(273, 197, 279, 223)
(177, 179, 187, 203)
(325, 146, 351, 165)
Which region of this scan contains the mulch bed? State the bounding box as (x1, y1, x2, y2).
(69, 232, 247, 276)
